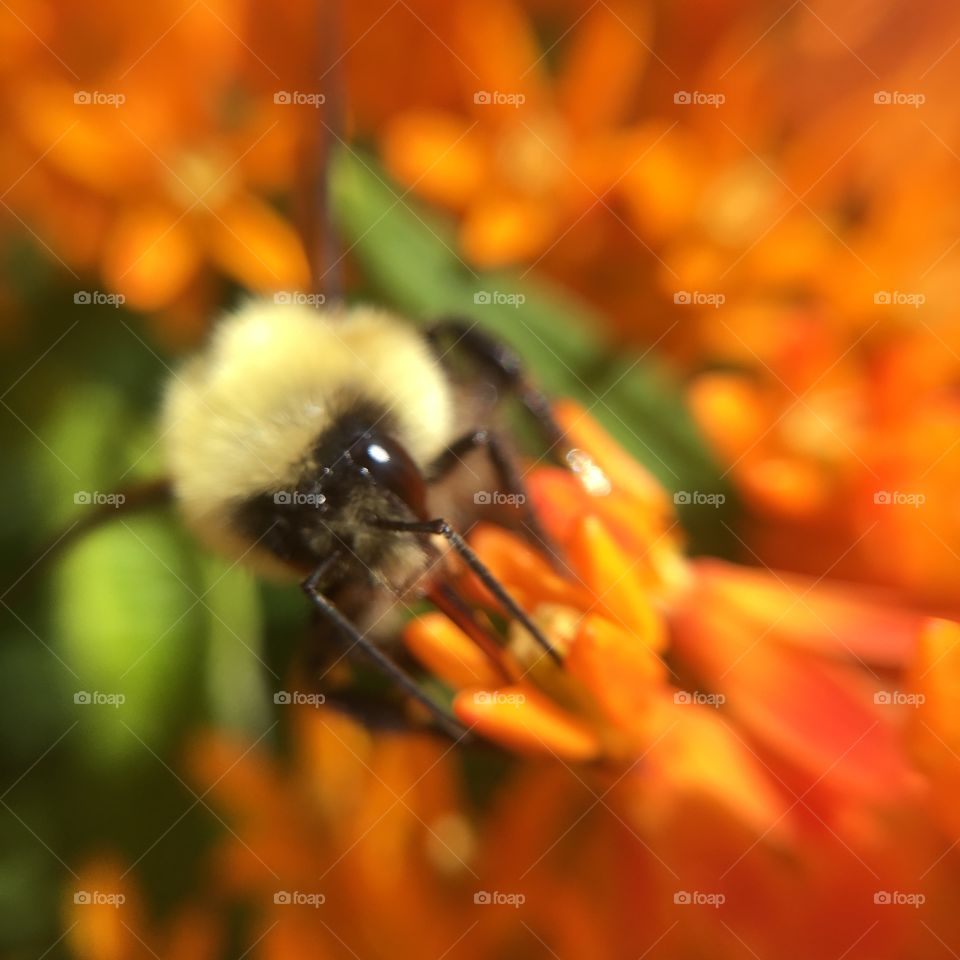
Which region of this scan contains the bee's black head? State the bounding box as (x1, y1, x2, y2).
(233, 399, 430, 574)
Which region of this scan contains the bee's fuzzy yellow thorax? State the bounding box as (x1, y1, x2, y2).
(161, 300, 454, 571)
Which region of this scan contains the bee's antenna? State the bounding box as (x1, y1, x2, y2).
(371, 517, 563, 665)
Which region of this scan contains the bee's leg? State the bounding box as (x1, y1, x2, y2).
(318, 689, 463, 736)
(425, 581, 513, 682)
(301, 563, 471, 742)
(299, 616, 470, 734)
(370, 518, 562, 664)
(425, 320, 567, 455)
(428, 428, 560, 564)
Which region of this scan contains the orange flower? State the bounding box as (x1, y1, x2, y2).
(689, 328, 960, 609)
(368, 1, 960, 613)
(381, 0, 651, 266)
(621, 4, 960, 608)
(0, 0, 311, 321)
(135, 400, 958, 960)
(400, 402, 929, 848)
(59, 401, 960, 960)
(907, 619, 960, 837)
(393, 400, 960, 956)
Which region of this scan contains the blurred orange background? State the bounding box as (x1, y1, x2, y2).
(4, 1, 960, 958)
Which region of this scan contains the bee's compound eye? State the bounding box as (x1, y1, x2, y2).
(349, 433, 428, 519)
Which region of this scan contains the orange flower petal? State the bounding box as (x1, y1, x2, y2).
(568, 515, 667, 649)
(528, 468, 677, 572)
(67, 860, 136, 960)
(688, 372, 768, 463)
(454, 685, 602, 760)
(910, 618, 960, 752)
(102, 204, 200, 309)
(526, 467, 588, 545)
(404, 612, 503, 689)
(908, 619, 960, 836)
(19, 82, 142, 193)
(460, 194, 555, 265)
(640, 698, 794, 841)
(558, 2, 650, 134)
(684, 559, 921, 667)
(552, 399, 670, 511)
(465, 523, 592, 610)
(206, 194, 310, 292)
(455, 0, 549, 109)
(618, 125, 703, 241)
(671, 560, 917, 800)
(382, 110, 486, 209)
(741, 455, 830, 517)
(566, 613, 665, 735)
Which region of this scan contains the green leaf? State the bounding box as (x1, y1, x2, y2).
(53, 515, 206, 763)
(199, 556, 271, 737)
